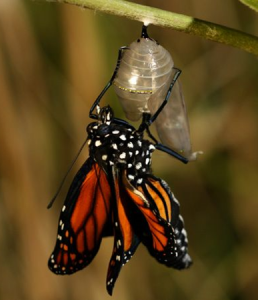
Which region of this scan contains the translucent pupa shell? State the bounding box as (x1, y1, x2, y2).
(113, 37, 173, 121)
(113, 28, 201, 161)
(147, 70, 201, 161)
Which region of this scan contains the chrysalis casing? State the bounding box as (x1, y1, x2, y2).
(147, 69, 201, 161)
(113, 37, 173, 121)
(113, 26, 201, 161)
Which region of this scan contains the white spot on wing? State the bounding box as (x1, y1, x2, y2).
(181, 228, 187, 237)
(137, 178, 143, 184)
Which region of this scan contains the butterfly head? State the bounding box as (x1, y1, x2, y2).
(99, 105, 114, 125)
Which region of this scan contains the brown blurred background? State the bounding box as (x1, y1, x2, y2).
(0, 0, 258, 299)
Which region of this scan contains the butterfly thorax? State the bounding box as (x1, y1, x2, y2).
(86, 110, 156, 185)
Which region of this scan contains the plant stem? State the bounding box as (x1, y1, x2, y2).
(46, 0, 258, 56)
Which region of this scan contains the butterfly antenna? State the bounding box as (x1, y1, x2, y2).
(47, 138, 88, 209)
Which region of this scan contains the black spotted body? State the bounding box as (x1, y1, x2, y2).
(87, 120, 155, 186)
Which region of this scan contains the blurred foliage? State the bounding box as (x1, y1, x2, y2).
(0, 1, 258, 300)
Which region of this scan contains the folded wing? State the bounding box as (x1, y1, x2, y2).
(48, 158, 112, 274)
(121, 173, 192, 269)
(106, 169, 140, 295)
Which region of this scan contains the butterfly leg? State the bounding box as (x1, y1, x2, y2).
(89, 46, 129, 119)
(137, 113, 189, 164)
(155, 143, 188, 164)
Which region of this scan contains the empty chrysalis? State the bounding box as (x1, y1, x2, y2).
(113, 25, 202, 161)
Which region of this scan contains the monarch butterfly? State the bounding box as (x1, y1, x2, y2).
(48, 87, 192, 295)
(113, 25, 202, 161)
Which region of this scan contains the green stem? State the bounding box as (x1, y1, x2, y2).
(47, 0, 258, 55)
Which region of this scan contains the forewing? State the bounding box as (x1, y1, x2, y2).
(48, 158, 112, 274)
(106, 171, 140, 295)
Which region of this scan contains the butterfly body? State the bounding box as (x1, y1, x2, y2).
(49, 105, 192, 295)
(86, 110, 155, 185)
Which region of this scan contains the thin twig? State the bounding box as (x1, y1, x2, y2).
(44, 0, 258, 55)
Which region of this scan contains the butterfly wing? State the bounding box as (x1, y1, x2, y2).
(106, 169, 140, 295)
(48, 157, 112, 274)
(121, 172, 192, 270)
(141, 176, 192, 269)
